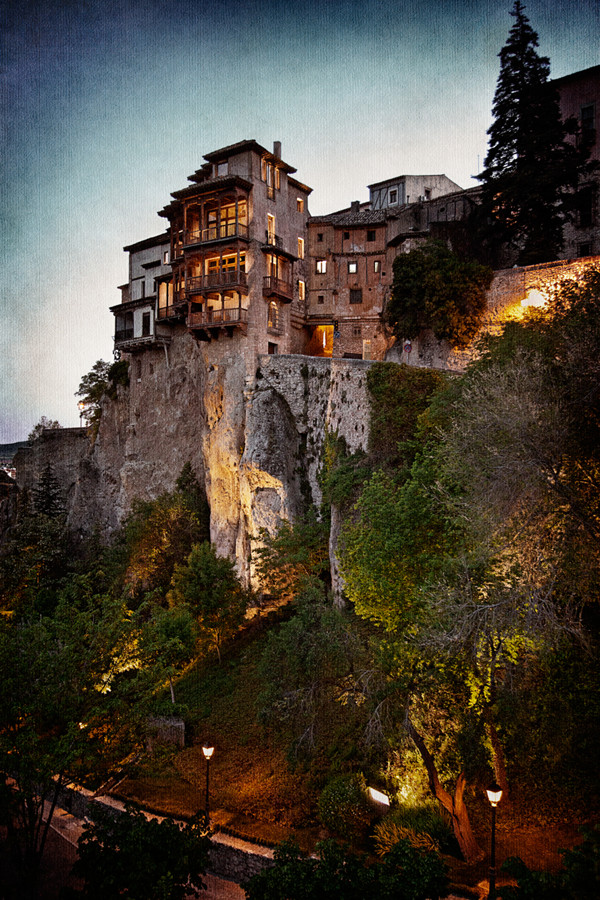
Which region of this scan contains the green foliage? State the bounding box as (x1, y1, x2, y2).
(119, 469, 209, 599)
(27, 416, 61, 442)
(69, 804, 210, 900)
(253, 510, 331, 601)
(31, 461, 65, 519)
(319, 430, 369, 510)
(139, 602, 198, 705)
(0, 509, 70, 612)
(366, 362, 446, 466)
(0, 597, 157, 895)
(257, 584, 368, 760)
(168, 541, 247, 661)
(243, 837, 448, 900)
(373, 803, 452, 856)
(75, 359, 130, 438)
(501, 826, 600, 900)
(477, 2, 593, 265)
(318, 773, 371, 839)
(384, 241, 492, 348)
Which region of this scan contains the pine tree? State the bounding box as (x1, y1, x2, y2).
(478, 1, 590, 266)
(31, 463, 66, 519)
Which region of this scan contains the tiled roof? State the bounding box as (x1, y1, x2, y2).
(309, 206, 391, 226)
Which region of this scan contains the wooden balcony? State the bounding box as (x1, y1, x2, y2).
(184, 222, 249, 246)
(185, 271, 247, 294)
(263, 275, 293, 303)
(187, 306, 248, 340)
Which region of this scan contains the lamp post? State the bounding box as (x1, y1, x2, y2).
(202, 745, 214, 827)
(78, 401, 85, 426)
(486, 781, 503, 900)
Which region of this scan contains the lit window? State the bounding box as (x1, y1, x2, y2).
(348, 261, 357, 274)
(267, 214, 276, 243)
(298, 237, 305, 259)
(298, 280, 306, 301)
(316, 259, 327, 274)
(374, 260, 381, 273)
(268, 301, 279, 329)
(350, 288, 362, 304)
(297, 198, 304, 212)
(163, 251, 169, 264)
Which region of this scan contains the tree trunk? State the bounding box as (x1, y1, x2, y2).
(485, 713, 509, 802)
(169, 676, 176, 705)
(407, 717, 484, 863)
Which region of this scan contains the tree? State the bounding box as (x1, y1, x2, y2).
(243, 838, 448, 900)
(75, 359, 129, 439)
(384, 241, 492, 348)
(27, 417, 61, 442)
(68, 804, 210, 900)
(139, 602, 197, 706)
(253, 510, 331, 603)
(168, 542, 247, 661)
(0, 597, 156, 898)
(477, 1, 593, 265)
(31, 462, 65, 519)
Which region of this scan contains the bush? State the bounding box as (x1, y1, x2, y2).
(501, 825, 600, 900)
(373, 802, 453, 856)
(318, 773, 371, 839)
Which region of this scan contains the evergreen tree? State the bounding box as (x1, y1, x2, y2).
(31, 462, 65, 519)
(477, 1, 590, 266)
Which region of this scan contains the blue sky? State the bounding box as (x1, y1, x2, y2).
(1, 0, 598, 442)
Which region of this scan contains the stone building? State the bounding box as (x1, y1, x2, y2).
(153, 139, 312, 363)
(554, 64, 600, 259)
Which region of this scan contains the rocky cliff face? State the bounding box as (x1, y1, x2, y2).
(57, 339, 372, 589)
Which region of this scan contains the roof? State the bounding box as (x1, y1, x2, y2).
(202, 139, 297, 174)
(170, 174, 253, 201)
(123, 231, 170, 253)
(552, 64, 600, 87)
(309, 204, 390, 227)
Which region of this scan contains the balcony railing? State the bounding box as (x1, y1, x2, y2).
(264, 231, 283, 248)
(187, 307, 249, 328)
(263, 275, 293, 302)
(115, 328, 134, 344)
(185, 271, 247, 293)
(184, 222, 249, 245)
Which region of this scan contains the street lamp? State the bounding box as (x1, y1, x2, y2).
(202, 745, 214, 826)
(486, 781, 503, 900)
(78, 401, 85, 426)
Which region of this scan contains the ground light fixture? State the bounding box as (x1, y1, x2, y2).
(486, 781, 503, 900)
(202, 745, 214, 826)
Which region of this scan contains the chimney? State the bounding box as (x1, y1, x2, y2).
(351, 200, 360, 212)
(273, 141, 282, 158)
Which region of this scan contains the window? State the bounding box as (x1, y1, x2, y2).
(316, 259, 327, 274)
(349, 288, 363, 304)
(353, 325, 361, 337)
(581, 104, 596, 145)
(268, 301, 279, 329)
(268, 342, 278, 355)
(317, 294, 324, 304)
(261, 158, 280, 196)
(297, 198, 304, 212)
(374, 260, 381, 273)
(216, 162, 228, 176)
(317, 233, 323, 242)
(140, 280, 146, 299)
(367, 230, 376, 242)
(163, 251, 169, 264)
(424, 189, 431, 201)
(348, 261, 357, 274)
(298, 237, 305, 259)
(343, 231, 350, 240)
(389, 189, 397, 204)
(298, 280, 306, 301)
(142, 312, 151, 336)
(267, 214, 276, 244)
(362, 339, 372, 360)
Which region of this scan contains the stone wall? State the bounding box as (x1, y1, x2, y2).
(13, 428, 91, 521)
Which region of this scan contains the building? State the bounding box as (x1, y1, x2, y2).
(554, 64, 600, 258)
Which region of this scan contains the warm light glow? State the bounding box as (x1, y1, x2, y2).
(78, 401, 85, 411)
(202, 746, 214, 760)
(486, 782, 503, 807)
(368, 787, 390, 806)
(521, 288, 547, 309)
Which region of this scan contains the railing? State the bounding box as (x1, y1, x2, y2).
(263, 276, 293, 301)
(184, 223, 249, 244)
(115, 328, 134, 343)
(186, 271, 247, 293)
(264, 231, 283, 248)
(156, 305, 179, 320)
(187, 307, 249, 328)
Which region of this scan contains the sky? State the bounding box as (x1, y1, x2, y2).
(1, 0, 598, 443)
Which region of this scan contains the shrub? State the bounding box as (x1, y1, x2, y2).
(373, 802, 453, 856)
(318, 773, 371, 839)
